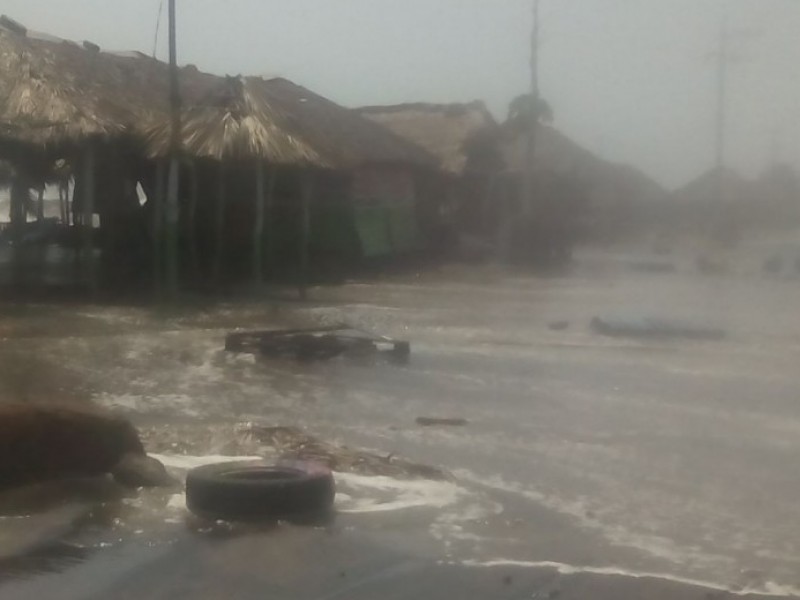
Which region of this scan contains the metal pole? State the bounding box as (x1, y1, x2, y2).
(712, 16, 729, 243)
(165, 0, 181, 298)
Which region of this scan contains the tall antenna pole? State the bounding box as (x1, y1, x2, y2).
(522, 0, 540, 217)
(715, 16, 728, 173)
(165, 0, 181, 298)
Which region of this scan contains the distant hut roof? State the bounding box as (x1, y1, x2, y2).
(673, 167, 755, 205)
(145, 76, 436, 169)
(358, 101, 497, 175)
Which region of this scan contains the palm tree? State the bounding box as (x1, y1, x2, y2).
(506, 93, 553, 133)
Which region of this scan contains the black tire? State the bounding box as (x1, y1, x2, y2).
(186, 461, 335, 521)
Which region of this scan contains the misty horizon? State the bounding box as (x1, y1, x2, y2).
(1, 0, 798, 190)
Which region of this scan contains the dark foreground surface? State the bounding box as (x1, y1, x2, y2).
(2, 242, 800, 598)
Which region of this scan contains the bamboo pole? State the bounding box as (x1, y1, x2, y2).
(212, 162, 226, 286)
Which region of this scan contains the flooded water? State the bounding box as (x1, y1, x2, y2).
(2, 243, 800, 598)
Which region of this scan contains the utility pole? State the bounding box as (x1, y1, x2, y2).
(714, 16, 728, 175)
(521, 0, 540, 218)
(165, 0, 181, 298)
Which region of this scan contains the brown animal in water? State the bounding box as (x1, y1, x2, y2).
(0, 404, 171, 490)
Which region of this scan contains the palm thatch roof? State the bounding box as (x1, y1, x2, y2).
(358, 102, 497, 175)
(1, 16, 435, 170)
(0, 25, 129, 146)
(144, 76, 435, 168)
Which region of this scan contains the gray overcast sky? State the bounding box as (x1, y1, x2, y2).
(2, 0, 798, 188)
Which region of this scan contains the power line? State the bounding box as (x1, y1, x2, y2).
(152, 0, 164, 58)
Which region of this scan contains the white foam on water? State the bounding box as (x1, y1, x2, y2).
(150, 453, 262, 471)
(458, 559, 800, 598)
(454, 469, 729, 571)
(334, 472, 466, 514)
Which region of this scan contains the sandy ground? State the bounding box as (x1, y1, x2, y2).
(2, 243, 800, 598)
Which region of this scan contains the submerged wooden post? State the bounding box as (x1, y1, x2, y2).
(212, 162, 226, 286)
(82, 144, 97, 294)
(299, 173, 313, 300)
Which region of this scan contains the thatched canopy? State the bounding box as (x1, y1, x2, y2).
(0, 26, 129, 147)
(143, 76, 323, 165)
(1, 16, 435, 172)
(145, 76, 435, 169)
(358, 102, 497, 175)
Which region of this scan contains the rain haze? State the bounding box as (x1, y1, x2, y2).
(2, 0, 799, 187)
(4, 2, 800, 600)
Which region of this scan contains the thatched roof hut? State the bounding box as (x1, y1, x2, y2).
(358, 102, 497, 175)
(145, 76, 435, 169)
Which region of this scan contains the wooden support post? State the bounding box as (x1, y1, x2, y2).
(36, 186, 44, 221)
(252, 162, 265, 285)
(299, 173, 312, 300)
(212, 162, 226, 286)
(188, 162, 200, 281)
(252, 163, 275, 285)
(9, 176, 26, 286)
(82, 144, 96, 294)
(58, 182, 66, 224)
(153, 159, 166, 296)
(165, 158, 180, 298)
(264, 168, 277, 277)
